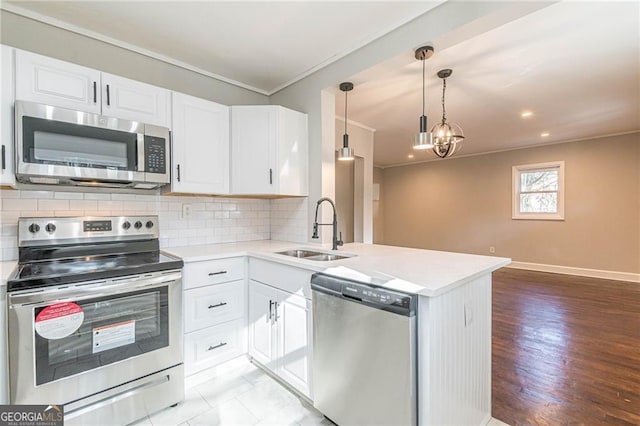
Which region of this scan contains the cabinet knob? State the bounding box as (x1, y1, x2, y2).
(208, 302, 227, 309)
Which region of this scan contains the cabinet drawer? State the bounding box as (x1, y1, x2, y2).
(184, 319, 245, 376)
(249, 258, 313, 299)
(184, 281, 245, 333)
(183, 257, 245, 289)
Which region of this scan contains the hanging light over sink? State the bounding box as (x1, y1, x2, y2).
(338, 82, 355, 161)
(413, 45, 434, 150)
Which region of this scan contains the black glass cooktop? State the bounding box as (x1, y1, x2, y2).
(8, 251, 183, 292)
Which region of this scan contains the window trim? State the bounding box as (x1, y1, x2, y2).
(512, 161, 565, 220)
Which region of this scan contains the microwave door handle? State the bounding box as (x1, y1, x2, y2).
(137, 134, 145, 172)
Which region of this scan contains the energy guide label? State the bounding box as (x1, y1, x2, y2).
(93, 320, 136, 353)
(35, 302, 84, 339)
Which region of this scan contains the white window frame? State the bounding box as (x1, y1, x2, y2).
(512, 161, 565, 220)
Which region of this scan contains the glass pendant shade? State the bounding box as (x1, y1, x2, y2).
(413, 114, 433, 149)
(337, 146, 355, 161)
(431, 121, 465, 145)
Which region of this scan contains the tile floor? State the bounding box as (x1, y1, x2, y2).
(130, 356, 510, 426)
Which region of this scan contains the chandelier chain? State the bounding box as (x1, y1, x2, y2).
(441, 77, 447, 124)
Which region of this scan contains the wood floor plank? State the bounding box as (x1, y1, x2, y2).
(491, 268, 640, 425)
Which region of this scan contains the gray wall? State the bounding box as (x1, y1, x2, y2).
(381, 133, 640, 273)
(0, 10, 268, 106)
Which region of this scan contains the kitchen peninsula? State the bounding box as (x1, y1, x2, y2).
(165, 240, 510, 425)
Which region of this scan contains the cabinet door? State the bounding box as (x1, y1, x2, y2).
(101, 73, 171, 127)
(0, 45, 15, 186)
(172, 92, 230, 194)
(276, 290, 312, 397)
(15, 49, 101, 113)
(230, 106, 277, 194)
(277, 107, 308, 196)
(248, 280, 277, 369)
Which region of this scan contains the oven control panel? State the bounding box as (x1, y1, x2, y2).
(83, 220, 112, 232)
(18, 216, 160, 247)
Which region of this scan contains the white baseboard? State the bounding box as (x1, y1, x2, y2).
(506, 261, 640, 283)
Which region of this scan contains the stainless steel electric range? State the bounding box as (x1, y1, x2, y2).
(7, 216, 184, 425)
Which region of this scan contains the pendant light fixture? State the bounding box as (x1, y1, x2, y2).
(337, 82, 355, 161)
(431, 69, 465, 158)
(413, 45, 434, 150)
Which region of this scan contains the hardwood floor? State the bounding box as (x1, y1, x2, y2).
(492, 268, 640, 425)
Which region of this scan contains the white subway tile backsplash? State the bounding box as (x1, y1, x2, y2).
(4, 199, 38, 211)
(39, 200, 70, 211)
(270, 198, 308, 243)
(0, 188, 294, 261)
(21, 191, 54, 199)
(98, 200, 123, 211)
(54, 192, 84, 200)
(69, 200, 98, 211)
(83, 193, 112, 200)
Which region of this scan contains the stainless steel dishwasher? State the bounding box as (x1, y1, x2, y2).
(311, 272, 418, 426)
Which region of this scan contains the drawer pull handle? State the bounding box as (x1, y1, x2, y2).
(208, 271, 227, 276)
(208, 302, 227, 309)
(208, 342, 227, 351)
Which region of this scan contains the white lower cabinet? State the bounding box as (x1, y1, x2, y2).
(248, 279, 312, 398)
(183, 258, 247, 376)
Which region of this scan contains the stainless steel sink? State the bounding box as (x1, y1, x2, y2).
(275, 249, 353, 261)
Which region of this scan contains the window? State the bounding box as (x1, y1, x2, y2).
(512, 161, 564, 220)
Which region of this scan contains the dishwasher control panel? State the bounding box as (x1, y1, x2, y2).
(342, 284, 411, 309)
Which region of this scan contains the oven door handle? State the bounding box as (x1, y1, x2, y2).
(8, 271, 182, 307)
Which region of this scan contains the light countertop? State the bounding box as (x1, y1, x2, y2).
(165, 240, 510, 297)
(0, 262, 16, 287)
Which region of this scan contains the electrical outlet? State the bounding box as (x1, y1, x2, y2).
(489, 246, 495, 254)
(182, 204, 193, 219)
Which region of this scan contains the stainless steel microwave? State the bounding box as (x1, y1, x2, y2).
(15, 101, 170, 189)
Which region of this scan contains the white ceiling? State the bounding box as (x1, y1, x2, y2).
(335, 1, 640, 167)
(4, 1, 638, 167)
(3, 1, 441, 95)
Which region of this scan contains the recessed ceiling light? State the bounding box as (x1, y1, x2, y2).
(521, 111, 533, 118)
(407, 154, 415, 159)
(541, 132, 550, 137)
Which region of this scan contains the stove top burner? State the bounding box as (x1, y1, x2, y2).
(9, 251, 182, 292)
(8, 216, 183, 292)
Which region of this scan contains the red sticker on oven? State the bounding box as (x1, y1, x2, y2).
(35, 302, 84, 340)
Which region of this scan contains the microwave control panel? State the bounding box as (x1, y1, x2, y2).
(144, 136, 167, 174)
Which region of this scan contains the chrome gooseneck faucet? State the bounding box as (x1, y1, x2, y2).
(312, 197, 343, 250)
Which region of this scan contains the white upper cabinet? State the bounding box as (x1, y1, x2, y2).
(1, 45, 16, 186)
(231, 105, 308, 196)
(101, 73, 170, 127)
(15, 49, 101, 114)
(170, 92, 230, 194)
(15, 49, 171, 127)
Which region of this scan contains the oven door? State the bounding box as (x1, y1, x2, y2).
(15, 100, 146, 186)
(8, 270, 182, 405)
